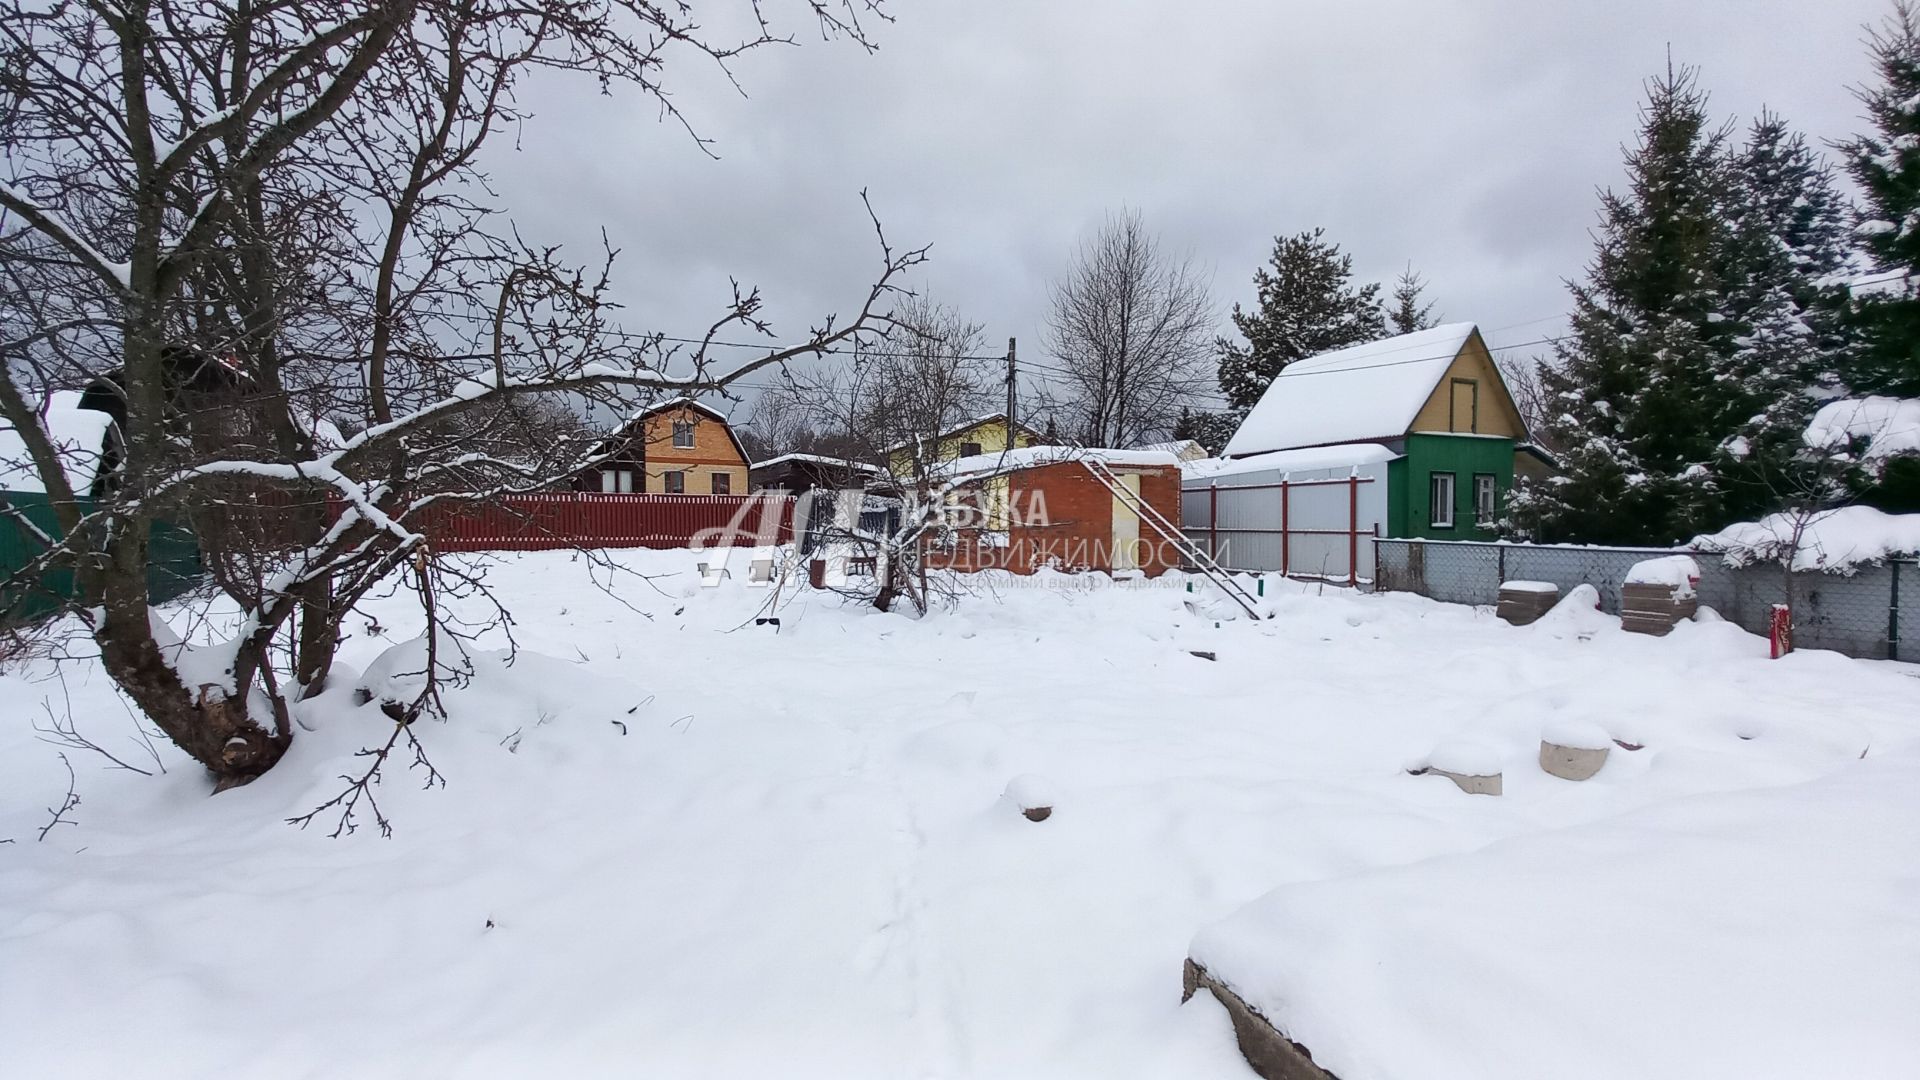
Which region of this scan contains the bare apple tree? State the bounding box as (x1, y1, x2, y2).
(0, 0, 917, 805)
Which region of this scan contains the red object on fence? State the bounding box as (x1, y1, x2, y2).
(420, 493, 794, 553)
(1769, 604, 1793, 658)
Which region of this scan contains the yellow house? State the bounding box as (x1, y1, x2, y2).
(884, 412, 1045, 476)
(887, 413, 1046, 530)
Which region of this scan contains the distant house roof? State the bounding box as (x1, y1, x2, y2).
(1222, 323, 1480, 459)
(1182, 443, 1400, 483)
(624, 395, 731, 426)
(881, 412, 1045, 454)
(935, 445, 1179, 484)
(751, 452, 883, 474)
(0, 390, 116, 496)
(1134, 438, 1208, 462)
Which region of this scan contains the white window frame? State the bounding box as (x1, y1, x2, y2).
(1429, 472, 1456, 529)
(600, 469, 634, 494)
(672, 420, 695, 448)
(1473, 473, 1497, 525)
(663, 470, 686, 494)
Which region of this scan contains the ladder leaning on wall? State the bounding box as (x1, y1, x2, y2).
(1078, 456, 1265, 620)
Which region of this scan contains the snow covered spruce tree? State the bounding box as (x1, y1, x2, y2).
(0, 0, 914, 800)
(1709, 112, 1856, 522)
(1215, 228, 1385, 411)
(1840, 0, 1920, 397)
(1514, 69, 1746, 544)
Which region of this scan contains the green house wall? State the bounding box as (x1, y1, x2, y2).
(1390, 433, 1515, 540)
(0, 492, 201, 623)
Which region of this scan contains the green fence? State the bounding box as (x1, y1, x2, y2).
(0, 491, 202, 623)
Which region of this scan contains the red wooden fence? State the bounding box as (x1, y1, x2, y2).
(419, 493, 795, 552)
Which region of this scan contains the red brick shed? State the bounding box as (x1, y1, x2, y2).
(928, 449, 1184, 577)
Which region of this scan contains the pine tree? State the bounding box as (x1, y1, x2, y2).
(1388, 265, 1439, 334)
(1840, 0, 1920, 396)
(1171, 406, 1242, 457)
(1710, 112, 1856, 522)
(1215, 228, 1385, 409)
(1511, 67, 1739, 545)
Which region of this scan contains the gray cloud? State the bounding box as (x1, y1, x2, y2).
(485, 0, 1890, 408)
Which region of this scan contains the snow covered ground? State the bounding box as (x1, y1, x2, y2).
(2, 549, 1917, 1079)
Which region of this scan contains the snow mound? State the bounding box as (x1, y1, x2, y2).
(1189, 762, 1920, 1080)
(1625, 554, 1700, 596)
(1542, 720, 1613, 750)
(1804, 395, 1920, 470)
(0, 390, 113, 495)
(1501, 579, 1558, 594)
(1002, 773, 1059, 814)
(1425, 740, 1501, 777)
(1693, 506, 1920, 571)
(1532, 583, 1610, 636)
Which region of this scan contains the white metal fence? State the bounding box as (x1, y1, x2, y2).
(1182, 463, 1386, 585)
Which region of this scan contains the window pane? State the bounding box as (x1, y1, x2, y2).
(711, 472, 731, 495)
(960, 441, 982, 458)
(1430, 473, 1455, 528)
(600, 470, 617, 493)
(665, 471, 685, 493)
(673, 421, 695, 448)
(1474, 475, 1495, 522)
(618, 469, 634, 494)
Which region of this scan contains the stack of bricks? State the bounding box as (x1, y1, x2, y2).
(1620, 582, 1698, 636)
(1496, 580, 1560, 626)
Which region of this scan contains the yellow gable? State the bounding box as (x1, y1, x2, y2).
(1408, 331, 1528, 439)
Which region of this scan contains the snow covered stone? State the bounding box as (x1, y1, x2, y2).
(1539, 721, 1613, 782)
(1420, 741, 1503, 796)
(1181, 959, 1337, 1080)
(1003, 774, 1058, 822)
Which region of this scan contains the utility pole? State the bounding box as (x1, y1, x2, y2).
(1005, 337, 1018, 449)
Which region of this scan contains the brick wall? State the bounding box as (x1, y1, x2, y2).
(922, 461, 1183, 577)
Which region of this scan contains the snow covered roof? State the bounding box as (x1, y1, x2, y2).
(1182, 443, 1399, 483)
(751, 452, 883, 473)
(625, 395, 731, 426)
(1222, 322, 1479, 458)
(880, 412, 1043, 454)
(1804, 396, 1920, 469)
(1692, 506, 1920, 572)
(1132, 439, 1208, 462)
(934, 445, 1179, 484)
(0, 390, 115, 496)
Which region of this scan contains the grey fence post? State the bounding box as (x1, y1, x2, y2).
(1497, 545, 1506, 583)
(1892, 560, 1903, 663)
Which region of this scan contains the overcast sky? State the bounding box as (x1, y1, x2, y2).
(490, 0, 1890, 414)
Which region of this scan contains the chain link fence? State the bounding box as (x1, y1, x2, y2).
(1375, 538, 1914, 662)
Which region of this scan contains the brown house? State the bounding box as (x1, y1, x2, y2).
(576, 397, 751, 495)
